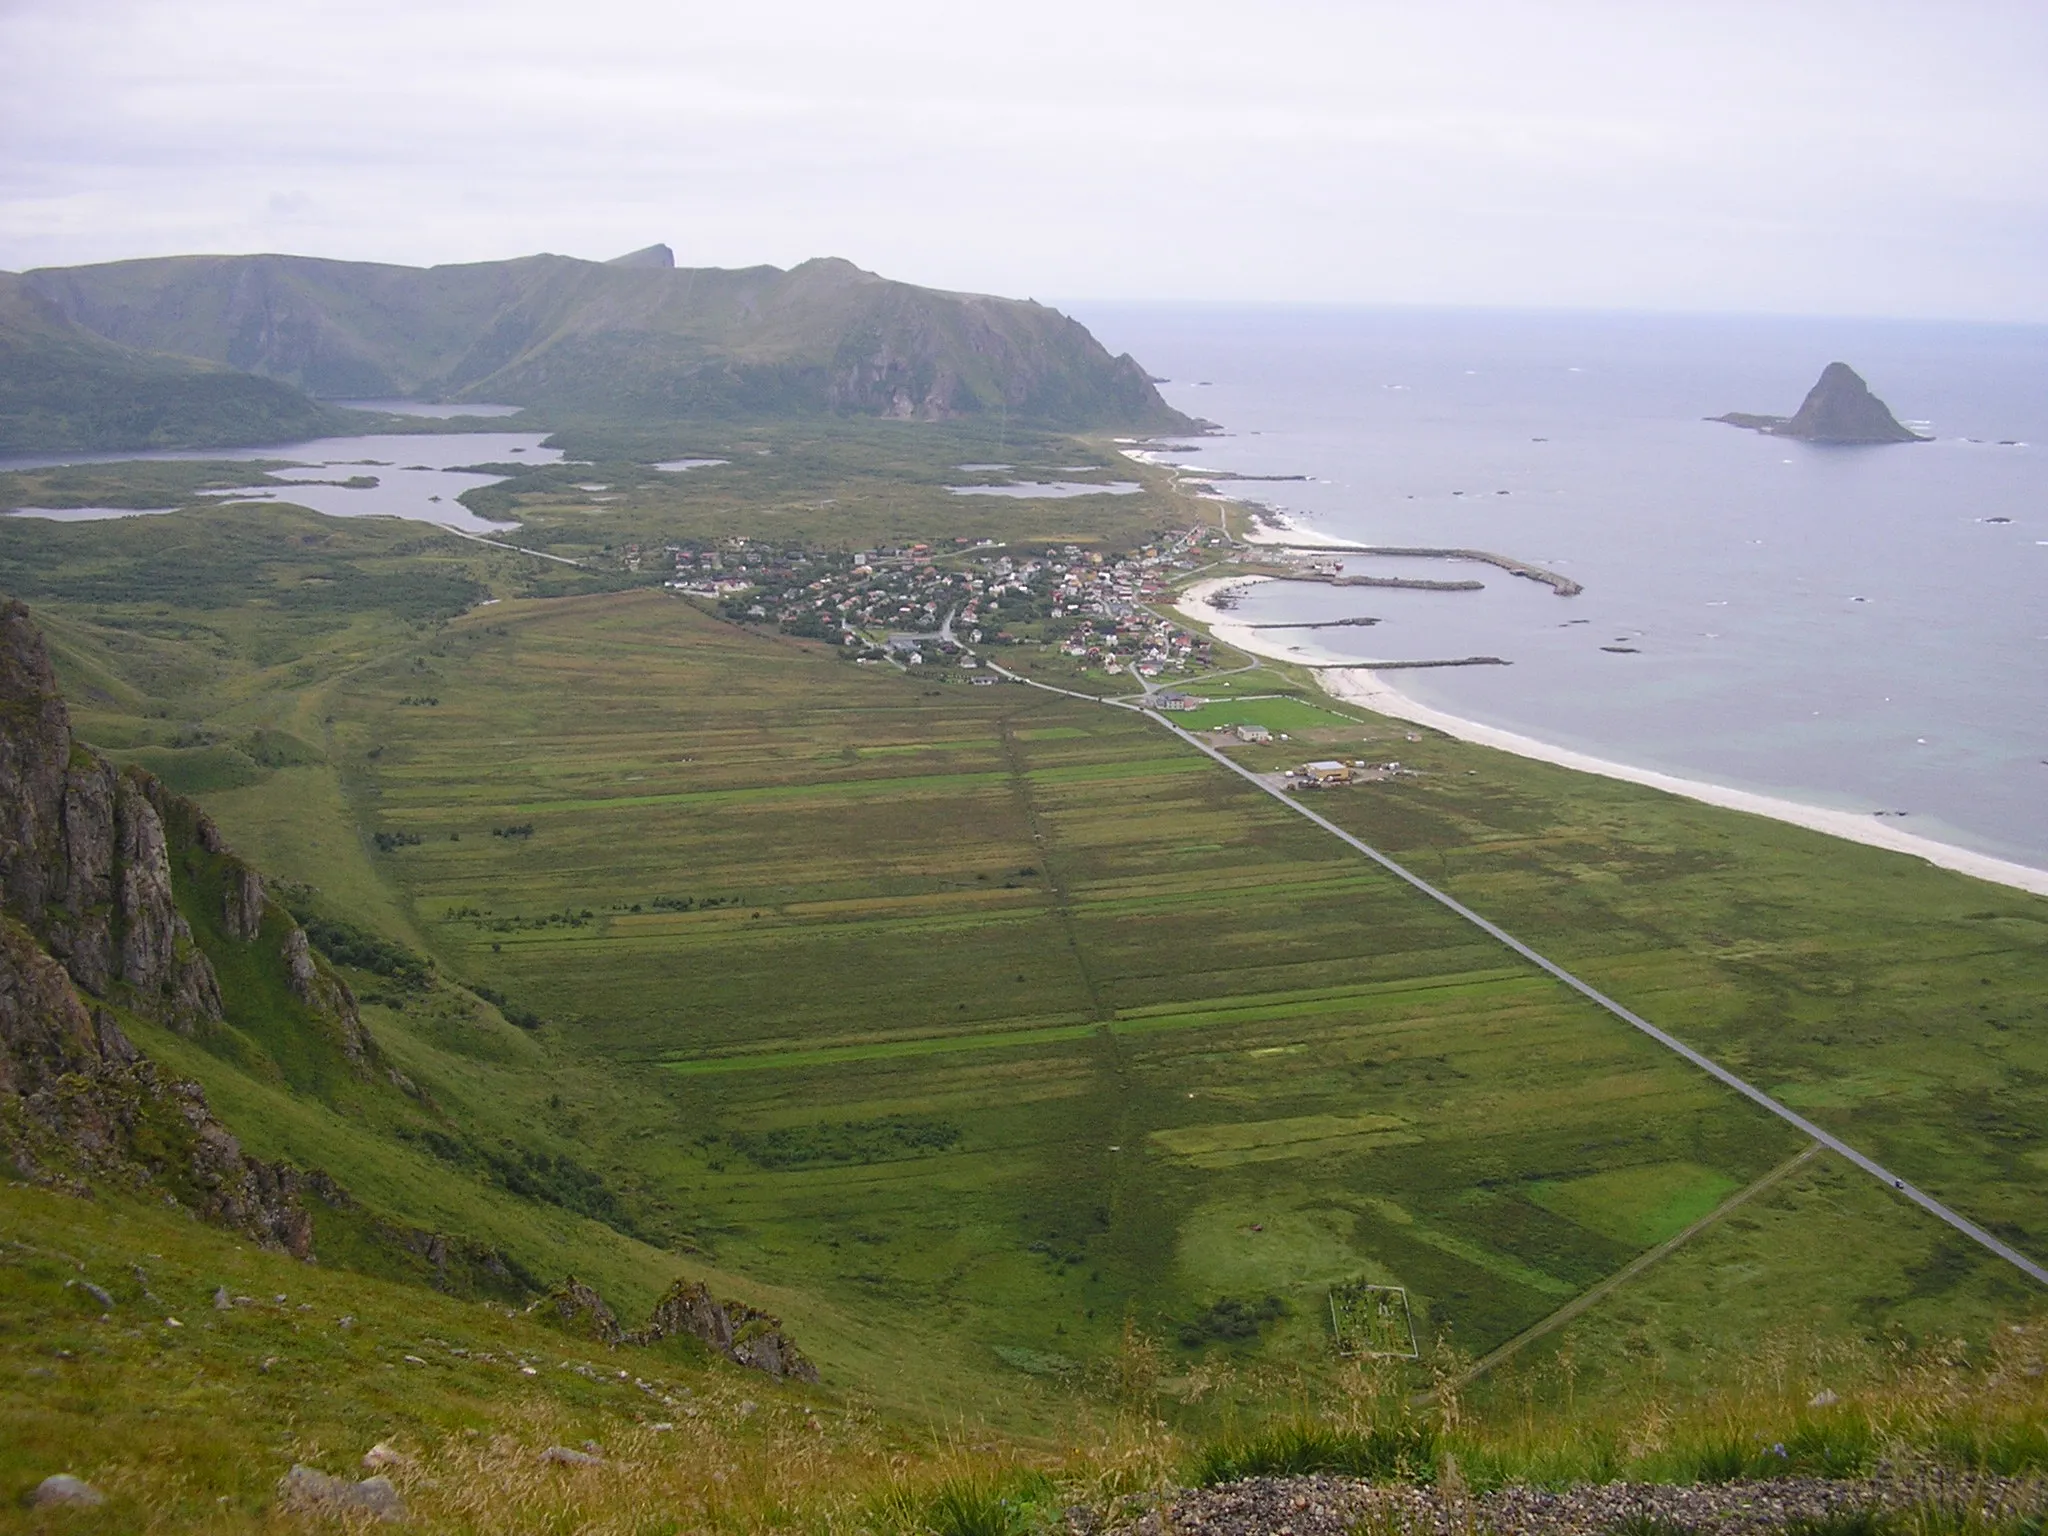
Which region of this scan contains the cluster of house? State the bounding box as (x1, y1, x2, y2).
(657, 528, 1226, 676)
(1042, 530, 1218, 676)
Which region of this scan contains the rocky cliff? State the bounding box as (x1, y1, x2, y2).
(0, 599, 379, 1247)
(1712, 362, 1928, 444)
(0, 601, 227, 1031)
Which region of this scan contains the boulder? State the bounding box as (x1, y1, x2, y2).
(29, 1473, 104, 1508)
(276, 1464, 405, 1521)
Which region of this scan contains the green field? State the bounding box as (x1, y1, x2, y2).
(1167, 696, 1368, 734)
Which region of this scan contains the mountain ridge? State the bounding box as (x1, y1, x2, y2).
(16, 248, 1199, 433)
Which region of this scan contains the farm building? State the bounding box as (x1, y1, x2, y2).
(1235, 724, 1273, 744)
(1301, 760, 1354, 787)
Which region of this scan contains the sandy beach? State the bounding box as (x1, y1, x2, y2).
(1174, 576, 2048, 899)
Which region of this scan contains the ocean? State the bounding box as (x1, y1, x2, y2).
(1071, 305, 2048, 870)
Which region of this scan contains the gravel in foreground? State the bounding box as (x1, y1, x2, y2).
(1095, 1470, 2048, 1535)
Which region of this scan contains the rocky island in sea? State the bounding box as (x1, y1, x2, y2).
(1712, 361, 1929, 443)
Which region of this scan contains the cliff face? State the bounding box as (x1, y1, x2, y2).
(0, 605, 224, 1029)
(1712, 362, 1928, 445)
(0, 910, 313, 1252)
(0, 599, 376, 1248)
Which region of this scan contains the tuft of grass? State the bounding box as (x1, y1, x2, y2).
(1781, 1512, 1893, 1536)
(1193, 1419, 1436, 1486)
(868, 1469, 1065, 1536)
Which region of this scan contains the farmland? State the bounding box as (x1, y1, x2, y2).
(92, 579, 2027, 1408)
(7, 480, 2044, 1430)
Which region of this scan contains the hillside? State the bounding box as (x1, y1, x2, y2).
(0, 273, 351, 454)
(17, 247, 1200, 431)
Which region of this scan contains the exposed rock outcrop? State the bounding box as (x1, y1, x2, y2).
(280, 925, 376, 1071)
(535, 1276, 624, 1344)
(0, 599, 393, 1254)
(0, 601, 224, 1030)
(525, 1270, 820, 1381)
(637, 1277, 819, 1382)
(1712, 362, 1928, 444)
(221, 857, 266, 942)
(0, 911, 312, 1253)
(0, 599, 379, 1073)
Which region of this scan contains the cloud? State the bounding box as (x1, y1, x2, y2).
(3, 0, 2044, 318)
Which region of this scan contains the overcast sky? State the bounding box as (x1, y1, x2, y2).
(3, 0, 2044, 320)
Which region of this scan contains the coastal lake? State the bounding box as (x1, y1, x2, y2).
(0, 423, 562, 533)
(1078, 305, 2048, 870)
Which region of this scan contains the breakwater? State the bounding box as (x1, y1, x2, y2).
(1295, 572, 1484, 592)
(1264, 544, 1583, 597)
(1332, 655, 1512, 670)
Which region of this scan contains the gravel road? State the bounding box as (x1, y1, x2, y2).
(1093, 1470, 2047, 1535)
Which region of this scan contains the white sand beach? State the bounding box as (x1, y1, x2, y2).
(1174, 577, 2048, 899)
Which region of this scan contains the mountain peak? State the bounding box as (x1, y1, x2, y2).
(605, 243, 675, 269)
(1712, 362, 1928, 444)
(1784, 362, 1925, 443)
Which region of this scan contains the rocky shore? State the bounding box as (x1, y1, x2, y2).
(1097, 1470, 2048, 1536)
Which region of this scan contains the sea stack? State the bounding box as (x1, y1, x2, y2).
(1712, 363, 1928, 444)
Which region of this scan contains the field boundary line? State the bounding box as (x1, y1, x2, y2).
(1434, 1142, 1824, 1399)
(979, 661, 2048, 1288)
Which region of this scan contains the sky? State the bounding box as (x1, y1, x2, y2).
(3, 0, 2045, 321)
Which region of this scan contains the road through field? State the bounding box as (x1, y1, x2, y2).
(982, 660, 2048, 1290)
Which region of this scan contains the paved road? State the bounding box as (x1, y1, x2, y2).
(982, 657, 2048, 1289)
(446, 528, 588, 567)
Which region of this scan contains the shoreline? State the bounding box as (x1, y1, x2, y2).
(1173, 576, 2048, 899)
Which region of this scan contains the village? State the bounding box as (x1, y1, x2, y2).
(652, 525, 1226, 678)
(650, 527, 1424, 795)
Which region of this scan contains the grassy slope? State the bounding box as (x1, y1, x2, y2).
(0, 1178, 926, 1536)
